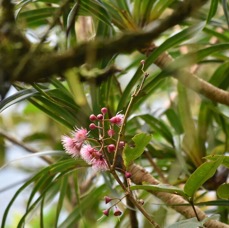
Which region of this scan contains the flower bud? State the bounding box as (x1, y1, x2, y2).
(138, 199, 144, 205)
(103, 209, 110, 216)
(107, 129, 115, 137)
(118, 141, 125, 148)
(101, 107, 108, 114)
(107, 144, 115, 153)
(125, 171, 131, 178)
(104, 196, 113, 204)
(140, 60, 145, 65)
(89, 114, 97, 121)
(89, 123, 97, 130)
(97, 114, 103, 120)
(114, 208, 122, 216)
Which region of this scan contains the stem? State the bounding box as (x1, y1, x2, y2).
(111, 68, 148, 170)
(110, 170, 160, 227)
(0, 129, 53, 164)
(189, 200, 200, 221)
(145, 151, 168, 183)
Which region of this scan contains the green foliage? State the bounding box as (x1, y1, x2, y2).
(217, 183, 229, 200)
(184, 157, 224, 198)
(123, 133, 152, 167)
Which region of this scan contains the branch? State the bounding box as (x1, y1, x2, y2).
(129, 164, 229, 228)
(154, 51, 229, 106)
(14, 0, 208, 82)
(0, 129, 53, 164)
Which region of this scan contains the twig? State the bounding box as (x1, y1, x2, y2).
(0, 129, 53, 164)
(111, 65, 148, 169)
(145, 151, 168, 183)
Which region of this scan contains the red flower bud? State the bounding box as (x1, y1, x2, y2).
(103, 209, 110, 216)
(125, 171, 131, 178)
(101, 107, 108, 114)
(104, 196, 113, 204)
(97, 114, 103, 120)
(89, 114, 97, 121)
(89, 123, 97, 130)
(118, 141, 125, 148)
(107, 144, 115, 153)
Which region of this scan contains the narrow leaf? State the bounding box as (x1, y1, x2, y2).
(222, 0, 229, 28)
(130, 184, 188, 199)
(207, 0, 218, 23)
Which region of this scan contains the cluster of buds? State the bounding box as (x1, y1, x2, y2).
(61, 107, 126, 171)
(102, 196, 122, 217)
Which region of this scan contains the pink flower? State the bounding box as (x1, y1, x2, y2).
(72, 128, 88, 143)
(91, 154, 108, 171)
(81, 145, 108, 171)
(110, 113, 124, 126)
(61, 135, 81, 157)
(80, 144, 96, 164)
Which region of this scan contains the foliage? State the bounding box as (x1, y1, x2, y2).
(0, 0, 229, 227)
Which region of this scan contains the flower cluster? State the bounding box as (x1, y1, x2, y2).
(61, 107, 125, 171)
(103, 196, 122, 217)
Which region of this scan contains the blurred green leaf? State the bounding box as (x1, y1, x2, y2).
(164, 109, 184, 135)
(205, 155, 229, 168)
(207, 0, 218, 23)
(58, 184, 106, 228)
(209, 62, 229, 89)
(123, 133, 152, 167)
(0, 89, 47, 113)
(217, 183, 229, 200)
(222, 0, 229, 28)
(167, 217, 201, 228)
(138, 114, 174, 146)
(130, 184, 188, 199)
(184, 157, 224, 198)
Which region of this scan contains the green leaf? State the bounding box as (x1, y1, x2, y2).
(165, 44, 229, 75)
(196, 199, 229, 206)
(222, 0, 229, 28)
(184, 157, 224, 198)
(138, 114, 174, 146)
(58, 184, 106, 228)
(123, 133, 152, 167)
(0, 89, 48, 113)
(205, 155, 229, 168)
(55, 176, 68, 227)
(209, 62, 229, 89)
(164, 108, 184, 134)
(117, 22, 205, 111)
(178, 83, 202, 167)
(217, 183, 229, 200)
(79, 0, 111, 26)
(167, 217, 201, 228)
(130, 184, 188, 199)
(207, 0, 218, 23)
